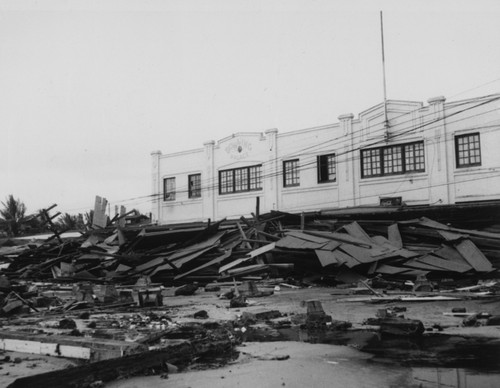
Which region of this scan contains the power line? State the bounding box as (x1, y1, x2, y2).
(64, 94, 500, 213)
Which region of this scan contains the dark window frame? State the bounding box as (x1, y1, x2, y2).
(361, 141, 425, 178)
(188, 173, 201, 198)
(317, 153, 336, 183)
(218, 164, 262, 195)
(455, 132, 481, 168)
(163, 177, 176, 201)
(283, 159, 300, 187)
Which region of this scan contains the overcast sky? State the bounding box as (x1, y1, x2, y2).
(1, 0, 500, 217)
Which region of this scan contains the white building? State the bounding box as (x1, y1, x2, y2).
(151, 94, 500, 224)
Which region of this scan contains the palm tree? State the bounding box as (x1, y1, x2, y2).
(0, 195, 27, 236)
(56, 213, 78, 231)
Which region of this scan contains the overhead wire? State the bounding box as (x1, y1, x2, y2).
(63, 93, 500, 213)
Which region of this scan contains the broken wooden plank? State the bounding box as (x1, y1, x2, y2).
(0, 330, 147, 362)
(387, 224, 403, 249)
(375, 264, 411, 275)
(438, 230, 467, 241)
(339, 244, 381, 265)
(415, 254, 472, 273)
(315, 250, 339, 267)
(275, 234, 327, 250)
(174, 249, 232, 280)
(226, 263, 293, 277)
(343, 222, 374, 244)
(332, 249, 361, 268)
(247, 242, 276, 258)
(6, 336, 231, 388)
(302, 230, 372, 248)
(454, 239, 493, 272)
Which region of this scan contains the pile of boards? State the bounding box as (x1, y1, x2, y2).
(1, 210, 499, 291)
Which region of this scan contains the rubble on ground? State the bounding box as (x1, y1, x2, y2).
(0, 204, 500, 387)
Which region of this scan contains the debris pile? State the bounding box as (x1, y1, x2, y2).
(0, 205, 499, 387)
(1, 210, 500, 300)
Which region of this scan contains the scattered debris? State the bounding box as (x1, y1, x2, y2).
(0, 204, 500, 387)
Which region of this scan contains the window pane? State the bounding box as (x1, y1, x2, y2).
(456, 133, 481, 167)
(362, 141, 425, 178)
(235, 168, 248, 192)
(219, 165, 262, 194)
(384, 146, 403, 174)
(164, 177, 175, 201)
(362, 149, 381, 177)
(318, 154, 336, 182)
(249, 166, 262, 190)
(284, 159, 299, 186)
(188, 174, 201, 198)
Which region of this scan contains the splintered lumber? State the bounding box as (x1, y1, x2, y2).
(7, 341, 192, 388)
(332, 249, 360, 268)
(438, 230, 467, 241)
(375, 264, 411, 275)
(339, 244, 382, 265)
(275, 232, 328, 250)
(159, 246, 214, 271)
(92, 196, 108, 228)
(302, 230, 373, 248)
(414, 254, 472, 273)
(433, 245, 470, 265)
(219, 243, 275, 273)
(387, 224, 403, 249)
(418, 217, 500, 240)
(343, 222, 374, 244)
(8, 327, 234, 388)
(226, 263, 293, 277)
(247, 242, 276, 258)
(315, 250, 339, 267)
(174, 249, 232, 280)
(454, 239, 494, 272)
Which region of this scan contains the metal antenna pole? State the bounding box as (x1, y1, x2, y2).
(380, 11, 389, 140)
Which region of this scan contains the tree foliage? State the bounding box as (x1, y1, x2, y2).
(0, 195, 27, 236)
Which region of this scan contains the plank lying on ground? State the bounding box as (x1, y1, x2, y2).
(226, 263, 293, 277)
(7, 341, 192, 388)
(8, 330, 234, 388)
(0, 330, 147, 361)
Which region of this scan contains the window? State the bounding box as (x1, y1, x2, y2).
(163, 177, 175, 201)
(455, 133, 481, 168)
(361, 141, 425, 178)
(188, 174, 201, 198)
(317, 154, 336, 183)
(219, 165, 262, 194)
(404, 142, 425, 172)
(283, 159, 300, 187)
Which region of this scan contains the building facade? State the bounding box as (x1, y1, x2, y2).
(151, 94, 500, 224)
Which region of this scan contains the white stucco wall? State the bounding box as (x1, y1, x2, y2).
(151, 94, 500, 224)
